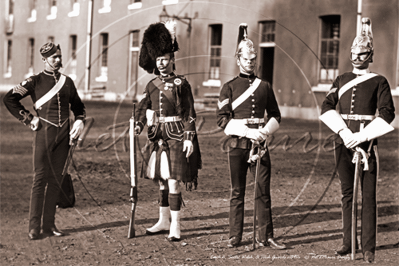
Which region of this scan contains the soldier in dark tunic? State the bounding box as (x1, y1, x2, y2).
(319, 18, 395, 263)
(217, 24, 286, 249)
(3, 42, 86, 240)
(134, 21, 201, 241)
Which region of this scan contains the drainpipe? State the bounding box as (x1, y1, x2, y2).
(357, 0, 362, 35)
(84, 0, 94, 94)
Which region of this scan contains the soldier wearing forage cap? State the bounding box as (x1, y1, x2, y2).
(134, 21, 201, 241)
(217, 23, 286, 249)
(3, 42, 86, 240)
(320, 18, 395, 263)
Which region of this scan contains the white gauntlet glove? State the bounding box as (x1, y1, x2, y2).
(183, 140, 193, 158)
(70, 119, 84, 140)
(245, 129, 266, 142)
(346, 131, 367, 149)
(339, 128, 356, 148)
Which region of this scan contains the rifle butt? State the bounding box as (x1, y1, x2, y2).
(127, 202, 136, 238)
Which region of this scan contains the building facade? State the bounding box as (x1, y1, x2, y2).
(1, 0, 398, 126)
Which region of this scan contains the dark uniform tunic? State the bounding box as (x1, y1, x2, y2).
(135, 73, 201, 183)
(3, 70, 85, 232)
(321, 71, 395, 253)
(217, 73, 281, 241)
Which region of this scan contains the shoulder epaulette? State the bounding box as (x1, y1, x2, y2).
(225, 76, 239, 85)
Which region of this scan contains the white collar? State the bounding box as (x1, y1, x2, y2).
(352, 68, 370, 75)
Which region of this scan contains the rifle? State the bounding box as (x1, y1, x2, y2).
(128, 105, 138, 238)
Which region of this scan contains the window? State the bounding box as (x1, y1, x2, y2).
(47, 0, 57, 20)
(260, 21, 275, 43)
(99, 0, 111, 13)
(68, 0, 80, 17)
(128, 0, 142, 10)
(28, 0, 37, 22)
(69, 35, 77, 80)
(209, 24, 222, 80)
(259, 21, 276, 85)
(163, 0, 179, 5)
(96, 33, 109, 82)
(128, 31, 140, 97)
(27, 38, 35, 76)
(5, 0, 14, 33)
(4, 40, 12, 78)
(319, 15, 340, 83)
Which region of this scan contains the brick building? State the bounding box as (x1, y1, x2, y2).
(1, 0, 398, 126)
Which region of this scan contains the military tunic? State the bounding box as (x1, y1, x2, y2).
(321, 70, 395, 253)
(217, 73, 281, 241)
(135, 73, 201, 183)
(3, 70, 85, 232)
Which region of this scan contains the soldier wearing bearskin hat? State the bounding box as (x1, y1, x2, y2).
(320, 18, 395, 262)
(216, 23, 286, 249)
(3, 42, 86, 240)
(134, 21, 201, 241)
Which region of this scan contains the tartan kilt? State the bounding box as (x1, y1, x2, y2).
(140, 137, 195, 183)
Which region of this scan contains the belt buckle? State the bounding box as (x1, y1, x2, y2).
(247, 119, 256, 124)
(158, 139, 163, 146)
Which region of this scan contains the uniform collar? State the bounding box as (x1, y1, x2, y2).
(43, 69, 59, 76)
(352, 68, 370, 75)
(159, 72, 176, 81)
(239, 73, 256, 79)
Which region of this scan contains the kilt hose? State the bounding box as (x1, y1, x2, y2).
(335, 141, 378, 253)
(30, 121, 70, 232)
(228, 146, 274, 241)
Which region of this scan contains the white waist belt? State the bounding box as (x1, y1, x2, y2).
(341, 114, 375, 121)
(159, 116, 181, 123)
(235, 118, 265, 124)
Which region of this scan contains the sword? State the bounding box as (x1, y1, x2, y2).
(250, 140, 268, 249)
(351, 145, 370, 260)
(351, 148, 361, 260)
(62, 117, 95, 177)
(128, 105, 138, 238)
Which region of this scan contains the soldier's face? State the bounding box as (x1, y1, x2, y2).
(237, 52, 257, 74)
(43, 49, 62, 71)
(156, 54, 175, 75)
(351, 52, 371, 69)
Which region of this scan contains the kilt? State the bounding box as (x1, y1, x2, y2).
(140, 137, 200, 183)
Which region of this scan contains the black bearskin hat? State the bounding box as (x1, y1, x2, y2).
(139, 22, 179, 74)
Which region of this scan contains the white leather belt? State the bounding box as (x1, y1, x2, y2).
(236, 118, 265, 124)
(341, 114, 374, 121)
(159, 116, 181, 123)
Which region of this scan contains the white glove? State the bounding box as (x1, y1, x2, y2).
(183, 140, 193, 158)
(259, 117, 280, 136)
(339, 128, 356, 148)
(30, 116, 40, 131)
(245, 128, 266, 142)
(346, 132, 367, 149)
(70, 119, 84, 140)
